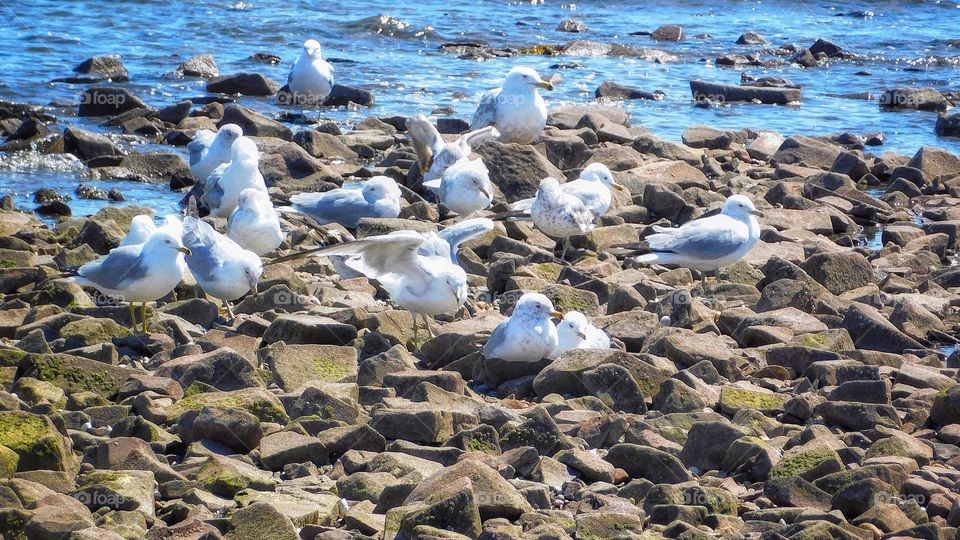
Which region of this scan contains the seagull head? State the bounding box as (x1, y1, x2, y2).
(504, 66, 553, 92)
(146, 229, 191, 257)
(218, 124, 243, 143)
(722, 194, 764, 220)
(559, 311, 590, 340)
(442, 268, 469, 306)
(303, 39, 323, 58)
(362, 176, 401, 202)
(241, 252, 263, 297)
(580, 163, 624, 191)
(536, 176, 563, 200)
(231, 137, 260, 162)
(513, 292, 563, 320)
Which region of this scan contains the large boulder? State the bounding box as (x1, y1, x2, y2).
(474, 141, 564, 202)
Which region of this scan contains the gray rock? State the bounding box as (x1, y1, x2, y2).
(207, 72, 279, 96)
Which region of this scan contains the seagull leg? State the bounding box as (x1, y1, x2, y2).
(559, 239, 569, 262)
(140, 302, 148, 335)
(425, 315, 436, 339)
(127, 304, 137, 333)
(412, 313, 420, 347)
(700, 271, 708, 292)
(224, 300, 235, 320)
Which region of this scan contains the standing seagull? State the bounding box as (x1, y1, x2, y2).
(202, 137, 267, 218)
(406, 114, 499, 183)
(553, 311, 611, 357)
(470, 66, 553, 144)
(181, 216, 263, 319)
(188, 124, 242, 182)
(282, 176, 402, 228)
(526, 177, 595, 260)
(629, 194, 764, 289)
(482, 293, 562, 362)
(512, 163, 623, 219)
(286, 39, 334, 107)
(67, 229, 191, 334)
(422, 158, 494, 217)
(228, 188, 285, 256)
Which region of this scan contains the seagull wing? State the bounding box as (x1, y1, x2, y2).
(438, 217, 494, 263)
(77, 245, 151, 291)
(289, 189, 373, 227)
(470, 88, 501, 131)
(482, 319, 511, 359)
(406, 114, 444, 172)
(305, 230, 426, 281)
(646, 215, 748, 260)
(187, 130, 216, 165)
(182, 216, 225, 281)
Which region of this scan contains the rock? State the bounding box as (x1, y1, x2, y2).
(75, 55, 129, 81)
(682, 125, 734, 150)
(935, 112, 960, 137)
(815, 401, 902, 430)
(879, 88, 949, 112)
(557, 19, 588, 32)
(547, 105, 629, 130)
(24, 493, 95, 540)
(177, 54, 219, 78)
(605, 443, 691, 483)
(225, 501, 299, 540)
(595, 81, 663, 100)
(474, 141, 564, 202)
(800, 252, 875, 295)
(323, 84, 376, 107)
(261, 314, 358, 346)
(907, 145, 960, 179)
(293, 130, 359, 161)
(259, 430, 327, 470)
(842, 303, 924, 354)
(117, 152, 192, 183)
(690, 80, 801, 105)
(770, 446, 842, 481)
(405, 459, 532, 520)
(737, 32, 767, 45)
(220, 104, 292, 139)
(582, 363, 647, 413)
(16, 353, 137, 397)
(155, 348, 263, 391)
(385, 477, 482, 540)
(261, 342, 358, 391)
(723, 436, 779, 481)
(78, 87, 146, 116)
(651, 24, 683, 41)
(680, 421, 751, 471)
(207, 72, 279, 96)
(930, 386, 960, 427)
(63, 127, 121, 161)
(0, 411, 78, 474)
(167, 387, 289, 424)
(71, 469, 154, 516)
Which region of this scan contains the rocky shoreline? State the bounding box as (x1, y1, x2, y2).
(1, 48, 960, 540)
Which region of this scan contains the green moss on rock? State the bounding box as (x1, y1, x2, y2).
(770, 447, 842, 480)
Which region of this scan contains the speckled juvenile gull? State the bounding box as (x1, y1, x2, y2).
(182, 216, 262, 318)
(470, 66, 552, 144)
(422, 157, 493, 216)
(553, 311, 611, 357)
(512, 163, 622, 219)
(282, 176, 402, 228)
(227, 188, 285, 256)
(187, 124, 242, 181)
(67, 227, 190, 333)
(285, 39, 334, 106)
(202, 137, 267, 218)
(631, 194, 764, 288)
(406, 114, 498, 182)
(482, 292, 561, 362)
(514, 176, 595, 260)
(272, 228, 476, 341)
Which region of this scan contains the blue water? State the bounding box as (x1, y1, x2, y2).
(1, 0, 959, 218)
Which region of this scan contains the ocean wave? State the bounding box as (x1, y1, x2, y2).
(344, 15, 442, 41)
(0, 149, 85, 173)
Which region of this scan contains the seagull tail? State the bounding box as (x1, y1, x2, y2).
(631, 252, 661, 265)
(510, 198, 535, 213)
(462, 125, 500, 149)
(421, 178, 442, 191)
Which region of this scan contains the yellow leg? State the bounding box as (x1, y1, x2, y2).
(141, 303, 148, 334)
(128, 304, 137, 332)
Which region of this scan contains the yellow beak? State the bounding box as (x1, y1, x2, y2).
(250, 285, 259, 298)
(536, 81, 554, 91)
(749, 210, 765, 218)
(612, 183, 625, 191)
(577, 330, 587, 340)
(550, 311, 563, 319)
(178, 247, 192, 256)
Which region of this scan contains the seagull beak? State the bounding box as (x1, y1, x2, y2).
(250, 285, 259, 298)
(749, 209, 765, 218)
(611, 183, 626, 191)
(480, 185, 492, 200)
(536, 80, 554, 91)
(577, 330, 587, 340)
(550, 311, 563, 319)
(177, 247, 192, 256)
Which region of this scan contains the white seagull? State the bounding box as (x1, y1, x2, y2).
(482, 293, 562, 362)
(182, 216, 263, 319)
(631, 194, 764, 288)
(187, 124, 242, 181)
(470, 66, 552, 144)
(286, 39, 334, 106)
(227, 188, 285, 256)
(67, 228, 191, 333)
(202, 137, 267, 218)
(282, 176, 402, 228)
(512, 163, 623, 219)
(553, 311, 611, 357)
(422, 158, 494, 217)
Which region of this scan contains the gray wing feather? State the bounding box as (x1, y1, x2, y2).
(470, 89, 500, 130)
(647, 217, 747, 260)
(187, 130, 216, 166)
(438, 217, 494, 263)
(290, 190, 373, 228)
(482, 320, 510, 358)
(201, 166, 227, 212)
(77, 246, 150, 290)
(182, 217, 223, 281)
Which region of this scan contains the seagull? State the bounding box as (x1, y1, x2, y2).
(202, 137, 267, 218)
(406, 114, 499, 183)
(187, 124, 242, 181)
(67, 228, 191, 334)
(422, 158, 494, 217)
(470, 66, 553, 144)
(282, 176, 402, 228)
(270, 219, 493, 342)
(512, 163, 623, 219)
(286, 39, 334, 107)
(181, 216, 262, 319)
(553, 311, 611, 357)
(482, 293, 562, 362)
(629, 194, 764, 289)
(119, 214, 157, 247)
(519, 177, 595, 260)
(227, 188, 285, 256)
